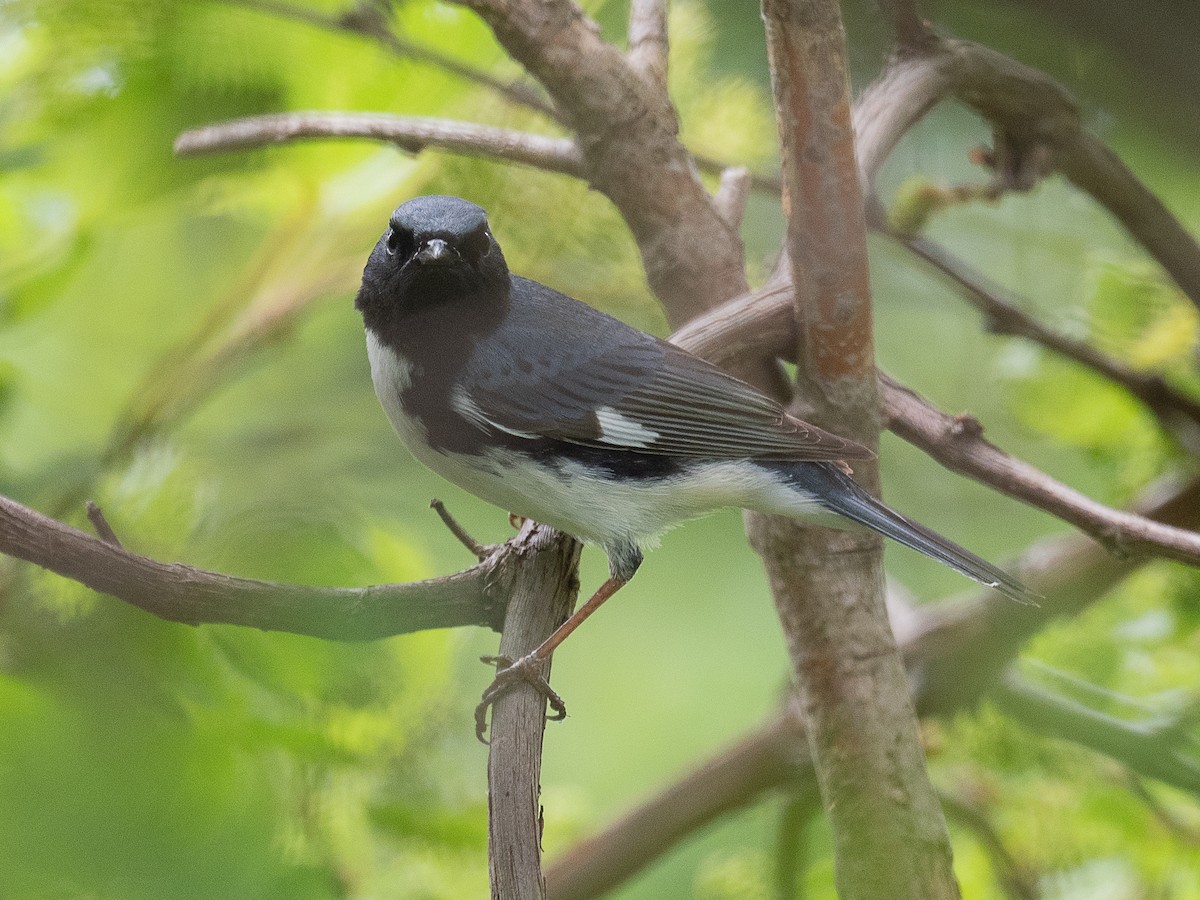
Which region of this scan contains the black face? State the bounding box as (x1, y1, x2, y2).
(355, 195, 510, 336)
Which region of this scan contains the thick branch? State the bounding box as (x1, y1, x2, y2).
(758, 1, 958, 897)
(455, 0, 748, 325)
(0, 493, 504, 639)
(175, 112, 583, 175)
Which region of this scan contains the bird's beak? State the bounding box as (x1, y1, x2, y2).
(415, 238, 455, 265)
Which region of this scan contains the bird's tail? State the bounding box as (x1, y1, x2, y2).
(783, 463, 1037, 604)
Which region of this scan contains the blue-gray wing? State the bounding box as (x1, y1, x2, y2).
(458, 277, 873, 462)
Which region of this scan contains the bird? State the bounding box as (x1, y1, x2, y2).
(355, 195, 1033, 738)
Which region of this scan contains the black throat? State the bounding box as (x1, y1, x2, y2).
(359, 264, 512, 454)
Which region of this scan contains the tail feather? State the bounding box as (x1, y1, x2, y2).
(792, 463, 1038, 605)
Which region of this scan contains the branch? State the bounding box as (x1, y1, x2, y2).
(174, 112, 583, 175)
(216, 0, 557, 118)
(455, 0, 748, 325)
(879, 373, 1200, 567)
(990, 670, 1200, 794)
(854, 39, 1200, 312)
(545, 711, 811, 900)
(487, 522, 581, 900)
(757, 1, 959, 897)
(543, 475, 1200, 897)
(627, 0, 669, 92)
(896, 233, 1200, 441)
(670, 285, 1200, 569)
(0, 492, 506, 639)
(875, 0, 938, 55)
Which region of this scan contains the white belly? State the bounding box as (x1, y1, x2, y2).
(365, 332, 830, 550)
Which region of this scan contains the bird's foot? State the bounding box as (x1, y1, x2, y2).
(475, 653, 566, 743)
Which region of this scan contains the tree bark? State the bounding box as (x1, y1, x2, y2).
(487, 523, 582, 899)
(751, 1, 960, 897)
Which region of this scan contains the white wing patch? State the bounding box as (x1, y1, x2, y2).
(594, 406, 659, 449)
(452, 387, 538, 439)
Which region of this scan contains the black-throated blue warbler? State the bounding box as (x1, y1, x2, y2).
(355, 195, 1031, 737)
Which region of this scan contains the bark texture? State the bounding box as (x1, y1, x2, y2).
(753, 1, 959, 896)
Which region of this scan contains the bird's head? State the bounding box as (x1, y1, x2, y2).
(356, 195, 509, 333)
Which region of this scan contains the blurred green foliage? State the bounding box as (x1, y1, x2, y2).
(1, 0, 1199, 897)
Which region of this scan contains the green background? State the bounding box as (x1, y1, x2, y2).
(1, 0, 1198, 896)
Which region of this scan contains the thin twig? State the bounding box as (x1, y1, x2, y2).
(896, 232, 1200, 443)
(430, 498, 489, 561)
(84, 501, 123, 549)
(216, 0, 557, 118)
(174, 112, 584, 175)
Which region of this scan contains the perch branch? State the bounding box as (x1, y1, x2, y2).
(487, 522, 581, 900)
(0, 492, 506, 639)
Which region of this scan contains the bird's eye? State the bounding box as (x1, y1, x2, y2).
(462, 226, 492, 260)
(384, 227, 410, 257)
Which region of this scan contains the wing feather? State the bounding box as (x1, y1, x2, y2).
(461, 276, 873, 462)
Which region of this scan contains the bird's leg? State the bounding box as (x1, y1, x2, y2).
(475, 547, 641, 742)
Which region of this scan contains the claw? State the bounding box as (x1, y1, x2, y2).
(475, 653, 566, 743)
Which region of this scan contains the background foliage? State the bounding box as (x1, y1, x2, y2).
(1, 0, 1198, 896)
